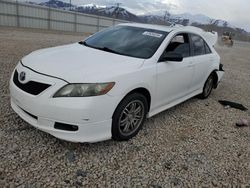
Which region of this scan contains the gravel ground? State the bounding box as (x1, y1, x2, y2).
(0, 26, 250, 187)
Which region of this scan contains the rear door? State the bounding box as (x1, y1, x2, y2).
(189, 34, 215, 91)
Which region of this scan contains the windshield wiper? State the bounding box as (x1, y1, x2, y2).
(79, 41, 123, 55)
(79, 41, 89, 46)
(99, 47, 123, 55)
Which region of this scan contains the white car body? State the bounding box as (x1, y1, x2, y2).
(10, 23, 224, 143)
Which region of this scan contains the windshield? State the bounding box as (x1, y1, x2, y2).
(82, 26, 168, 59)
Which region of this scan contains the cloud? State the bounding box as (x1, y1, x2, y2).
(167, 0, 250, 30)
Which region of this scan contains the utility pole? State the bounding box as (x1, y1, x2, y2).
(163, 11, 170, 25)
(69, 0, 71, 11)
(114, 3, 122, 18)
(115, 3, 122, 8)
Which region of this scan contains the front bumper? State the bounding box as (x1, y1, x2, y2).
(9, 63, 120, 143)
(10, 99, 112, 143)
(215, 64, 225, 88)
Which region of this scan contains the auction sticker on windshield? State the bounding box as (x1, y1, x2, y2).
(142, 31, 163, 38)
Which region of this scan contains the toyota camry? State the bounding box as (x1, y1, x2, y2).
(10, 23, 224, 143)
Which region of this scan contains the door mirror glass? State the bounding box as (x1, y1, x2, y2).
(159, 52, 183, 62)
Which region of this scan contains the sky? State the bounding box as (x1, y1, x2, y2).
(20, 0, 250, 31)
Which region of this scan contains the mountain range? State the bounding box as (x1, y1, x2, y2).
(29, 0, 249, 41)
(38, 0, 232, 27)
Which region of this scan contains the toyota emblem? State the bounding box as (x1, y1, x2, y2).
(19, 71, 26, 82)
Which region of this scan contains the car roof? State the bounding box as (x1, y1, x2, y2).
(119, 23, 175, 32)
(119, 23, 218, 46)
(119, 22, 209, 35)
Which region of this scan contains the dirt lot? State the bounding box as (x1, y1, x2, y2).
(0, 27, 250, 187)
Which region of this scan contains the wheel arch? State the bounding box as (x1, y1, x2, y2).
(113, 87, 152, 119)
(211, 70, 219, 88)
(205, 69, 219, 89)
(127, 88, 151, 112)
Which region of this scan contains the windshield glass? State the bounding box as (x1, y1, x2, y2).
(83, 26, 168, 59)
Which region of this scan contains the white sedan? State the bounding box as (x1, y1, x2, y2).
(10, 23, 224, 143)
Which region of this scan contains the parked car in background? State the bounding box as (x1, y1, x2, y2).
(10, 23, 224, 143)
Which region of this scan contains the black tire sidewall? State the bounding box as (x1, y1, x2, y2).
(112, 93, 148, 141)
(201, 74, 214, 99)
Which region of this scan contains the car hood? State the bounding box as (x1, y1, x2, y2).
(22, 43, 145, 83)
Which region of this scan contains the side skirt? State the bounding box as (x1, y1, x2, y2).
(147, 89, 202, 118)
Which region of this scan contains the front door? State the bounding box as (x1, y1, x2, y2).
(155, 33, 195, 108)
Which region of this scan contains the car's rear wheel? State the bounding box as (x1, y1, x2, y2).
(112, 93, 148, 141)
(199, 74, 215, 99)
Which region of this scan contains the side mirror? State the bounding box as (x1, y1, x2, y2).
(159, 52, 183, 62)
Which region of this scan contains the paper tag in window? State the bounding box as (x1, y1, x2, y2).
(142, 31, 163, 38)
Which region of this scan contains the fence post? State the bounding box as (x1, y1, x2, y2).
(97, 16, 100, 32)
(74, 12, 77, 32)
(47, 8, 51, 30)
(113, 18, 115, 26)
(16, 1, 20, 27)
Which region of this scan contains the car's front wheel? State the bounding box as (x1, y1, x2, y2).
(112, 93, 148, 141)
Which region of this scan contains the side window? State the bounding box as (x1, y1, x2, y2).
(190, 34, 205, 56)
(205, 43, 212, 54)
(165, 33, 190, 58)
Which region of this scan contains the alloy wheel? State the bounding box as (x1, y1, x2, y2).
(118, 100, 145, 137)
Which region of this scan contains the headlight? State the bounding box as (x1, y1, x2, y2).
(53, 83, 115, 97)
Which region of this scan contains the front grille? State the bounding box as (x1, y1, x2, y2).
(13, 70, 51, 95)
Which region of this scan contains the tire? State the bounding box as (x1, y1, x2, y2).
(198, 74, 215, 99)
(112, 93, 148, 141)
